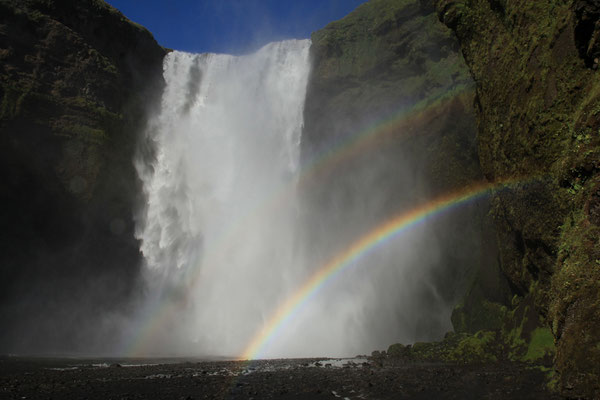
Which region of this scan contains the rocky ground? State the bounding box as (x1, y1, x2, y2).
(0, 356, 563, 399)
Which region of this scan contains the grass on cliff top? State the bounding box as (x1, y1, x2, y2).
(315, 0, 417, 36)
(20, 0, 153, 36)
(311, 0, 420, 73)
(311, 0, 470, 102)
(89, 0, 152, 35)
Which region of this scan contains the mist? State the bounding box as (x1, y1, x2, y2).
(129, 37, 487, 359)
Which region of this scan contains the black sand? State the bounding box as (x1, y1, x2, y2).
(0, 356, 563, 399)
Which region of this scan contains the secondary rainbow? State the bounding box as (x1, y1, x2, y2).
(125, 85, 473, 356)
(240, 181, 504, 360)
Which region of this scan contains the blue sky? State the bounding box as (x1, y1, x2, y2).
(106, 0, 365, 54)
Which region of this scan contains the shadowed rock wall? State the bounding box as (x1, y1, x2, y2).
(436, 0, 600, 396)
(0, 0, 165, 353)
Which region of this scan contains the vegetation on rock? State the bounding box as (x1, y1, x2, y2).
(435, 0, 600, 396)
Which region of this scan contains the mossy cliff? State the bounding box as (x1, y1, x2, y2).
(435, 0, 600, 396)
(302, 0, 508, 342)
(0, 0, 165, 352)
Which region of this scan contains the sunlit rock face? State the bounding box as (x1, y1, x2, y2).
(436, 0, 600, 396)
(300, 0, 505, 355)
(0, 0, 165, 353)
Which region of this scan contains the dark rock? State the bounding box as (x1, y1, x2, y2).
(0, 0, 166, 353)
(574, 0, 600, 67)
(435, 0, 600, 396)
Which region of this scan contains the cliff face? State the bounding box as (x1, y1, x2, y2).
(304, 0, 478, 194)
(0, 0, 165, 353)
(436, 0, 600, 396)
(302, 0, 505, 343)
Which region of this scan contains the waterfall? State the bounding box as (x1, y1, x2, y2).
(133, 37, 464, 360)
(135, 39, 311, 357)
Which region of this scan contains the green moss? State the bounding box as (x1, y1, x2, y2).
(1, 84, 62, 122)
(449, 330, 498, 362)
(386, 331, 503, 364)
(53, 119, 108, 144)
(385, 323, 558, 365)
(552, 209, 600, 315)
(386, 296, 554, 365)
(504, 312, 529, 359)
(65, 96, 121, 123)
(103, 62, 118, 75)
(28, 8, 45, 22)
(522, 328, 555, 362)
(549, 205, 600, 394)
(387, 343, 407, 357)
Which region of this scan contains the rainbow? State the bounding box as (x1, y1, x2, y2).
(240, 180, 510, 360)
(297, 83, 473, 182)
(125, 85, 475, 356)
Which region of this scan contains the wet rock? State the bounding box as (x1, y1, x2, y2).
(574, 0, 600, 67)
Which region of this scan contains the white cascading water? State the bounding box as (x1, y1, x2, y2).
(133, 38, 457, 359)
(135, 40, 312, 357)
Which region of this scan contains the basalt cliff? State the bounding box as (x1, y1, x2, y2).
(0, 0, 165, 353)
(434, 0, 600, 396)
